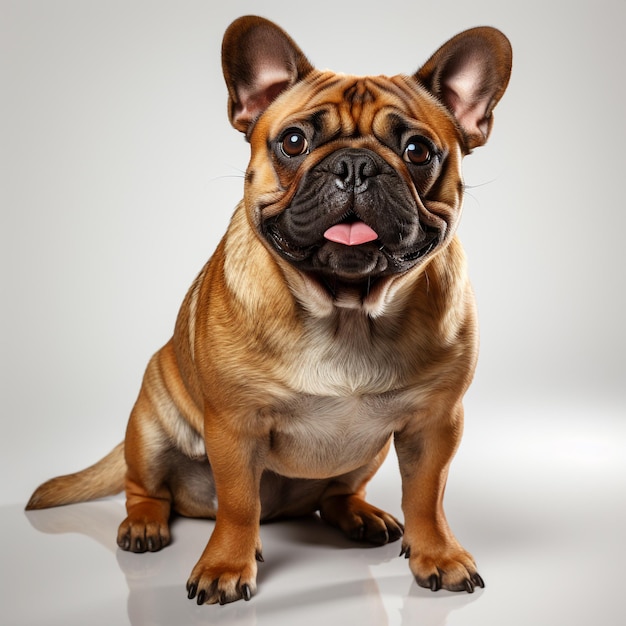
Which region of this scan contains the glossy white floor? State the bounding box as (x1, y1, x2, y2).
(4, 2, 626, 624)
(6, 398, 625, 626)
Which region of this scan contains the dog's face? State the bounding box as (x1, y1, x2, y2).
(252, 78, 455, 284)
(222, 17, 511, 314)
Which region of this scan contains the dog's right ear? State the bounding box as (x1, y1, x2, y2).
(415, 27, 512, 151)
(222, 16, 314, 135)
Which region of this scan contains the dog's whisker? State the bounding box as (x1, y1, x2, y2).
(209, 174, 246, 182)
(463, 177, 499, 190)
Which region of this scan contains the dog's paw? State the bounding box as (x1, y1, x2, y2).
(320, 494, 404, 545)
(400, 541, 484, 593)
(117, 513, 171, 553)
(186, 553, 259, 605)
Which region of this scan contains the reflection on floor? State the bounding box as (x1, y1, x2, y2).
(7, 405, 626, 626)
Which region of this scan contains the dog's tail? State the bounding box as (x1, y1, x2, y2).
(25, 442, 126, 510)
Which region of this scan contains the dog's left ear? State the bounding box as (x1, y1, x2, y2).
(222, 16, 314, 134)
(416, 27, 512, 151)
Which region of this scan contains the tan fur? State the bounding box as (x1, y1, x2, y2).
(27, 16, 511, 604)
(26, 442, 126, 509)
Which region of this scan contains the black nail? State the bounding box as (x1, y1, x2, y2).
(187, 582, 197, 600)
(197, 590, 206, 605)
(472, 573, 485, 588)
(429, 574, 441, 592)
(464, 579, 475, 593)
(255, 550, 264, 562)
(242, 584, 252, 601)
(134, 538, 144, 552)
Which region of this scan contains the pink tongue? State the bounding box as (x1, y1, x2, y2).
(323, 221, 378, 246)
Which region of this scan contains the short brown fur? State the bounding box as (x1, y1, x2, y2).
(27, 16, 511, 604)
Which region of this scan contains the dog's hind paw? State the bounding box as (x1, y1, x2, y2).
(116, 503, 171, 553)
(320, 494, 404, 545)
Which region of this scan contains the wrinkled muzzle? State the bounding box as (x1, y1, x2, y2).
(263, 148, 442, 285)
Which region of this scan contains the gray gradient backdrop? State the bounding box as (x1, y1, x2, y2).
(1, 0, 625, 623)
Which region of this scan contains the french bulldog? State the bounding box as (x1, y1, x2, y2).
(27, 15, 512, 605)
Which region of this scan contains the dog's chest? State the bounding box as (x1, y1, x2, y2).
(265, 392, 407, 479)
(264, 314, 422, 478)
(282, 311, 413, 396)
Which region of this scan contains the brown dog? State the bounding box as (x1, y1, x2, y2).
(27, 16, 512, 605)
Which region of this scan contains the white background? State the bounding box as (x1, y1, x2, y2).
(2, 1, 625, 625)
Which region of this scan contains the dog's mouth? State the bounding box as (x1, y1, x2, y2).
(263, 213, 441, 291)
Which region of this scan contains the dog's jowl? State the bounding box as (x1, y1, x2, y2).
(27, 16, 512, 604)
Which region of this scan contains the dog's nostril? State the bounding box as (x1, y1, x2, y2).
(331, 153, 379, 189)
(333, 158, 353, 190)
(357, 157, 377, 180)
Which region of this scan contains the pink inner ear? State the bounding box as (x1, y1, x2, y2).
(440, 53, 494, 140)
(233, 67, 293, 127)
(442, 86, 491, 139)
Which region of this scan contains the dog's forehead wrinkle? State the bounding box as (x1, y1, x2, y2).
(321, 77, 444, 143)
(344, 78, 378, 102)
(310, 108, 328, 132)
(271, 74, 441, 149)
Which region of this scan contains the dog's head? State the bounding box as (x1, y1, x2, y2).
(222, 16, 511, 316)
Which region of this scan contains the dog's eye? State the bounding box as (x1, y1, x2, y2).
(403, 137, 431, 165)
(280, 130, 309, 157)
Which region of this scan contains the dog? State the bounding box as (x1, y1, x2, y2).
(27, 15, 512, 605)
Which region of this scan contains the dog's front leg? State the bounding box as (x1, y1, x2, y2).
(395, 402, 484, 593)
(186, 416, 264, 605)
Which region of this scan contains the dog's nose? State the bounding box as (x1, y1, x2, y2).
(329, 150, 380, 191)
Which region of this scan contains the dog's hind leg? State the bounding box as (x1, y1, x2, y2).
(116, 384, 174, 553)
(116, 339, 210, 553)
(318, 438, 404, 545)
(115, 344, 191, 554)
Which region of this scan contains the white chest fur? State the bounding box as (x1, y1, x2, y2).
(264, 310, 429, 479)
(283, 308, 415, 396)
(265, 392, 408, 479)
